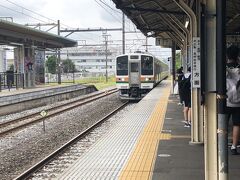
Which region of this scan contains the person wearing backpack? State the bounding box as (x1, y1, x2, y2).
(226, 45, 240, 155)
(180, 67, 191, 128)
(177, 66, 184, 105)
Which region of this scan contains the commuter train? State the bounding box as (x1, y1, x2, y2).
(116, 52, 169, 100)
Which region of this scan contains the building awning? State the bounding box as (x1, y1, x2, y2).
(0, 20, 77, 49)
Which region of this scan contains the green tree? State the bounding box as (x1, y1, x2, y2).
(62, 59, 75, 73)
(45, 56, 57, 74)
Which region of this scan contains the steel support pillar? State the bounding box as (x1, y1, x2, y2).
(216, 0, 228, 179)
(172, 41, 176, 93)
(57, 20, 61, 84)
(174, 0, 204, 145)
(204, 0, 218, 179)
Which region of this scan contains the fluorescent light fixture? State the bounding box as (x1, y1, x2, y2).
(147, 32, 152, 36)
(185, 20, 189, 28)
(9, 42, 24, 46)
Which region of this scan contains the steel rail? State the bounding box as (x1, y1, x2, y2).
(0, 88, 118, 137)
(14, 102, 128, 180)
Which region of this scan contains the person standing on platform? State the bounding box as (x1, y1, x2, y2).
(226, 45, 240, 155)
(180, 67, 191, 128)
(176, 66, 184, 105)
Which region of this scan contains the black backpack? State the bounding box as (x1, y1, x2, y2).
(179, 75, 191, 93)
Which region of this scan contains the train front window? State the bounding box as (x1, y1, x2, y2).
(141, 55, 153, 75)
(117, 56, 128, 75)
(131, 63, 139, 72)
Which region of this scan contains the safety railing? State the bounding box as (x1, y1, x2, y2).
(0, 72, 24, 91)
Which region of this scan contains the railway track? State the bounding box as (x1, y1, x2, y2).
(0, 88, 118, 137)
(14, 102, 128, 180)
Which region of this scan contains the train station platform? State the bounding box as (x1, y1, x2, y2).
(0, 84, 97, 116)
(56, 80, 240, 180)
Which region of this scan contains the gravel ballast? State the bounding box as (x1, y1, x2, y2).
(0, 93, 125, 180)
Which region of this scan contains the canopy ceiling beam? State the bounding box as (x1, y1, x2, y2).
(119, 6, 185, 15)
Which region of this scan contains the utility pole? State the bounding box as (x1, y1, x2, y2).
(102, 32, 111, 83)
(57, 20, 61, 84)
(122, 13, 125, 54)
(145, 37, 148, 52)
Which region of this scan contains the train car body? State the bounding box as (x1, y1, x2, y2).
(116, 52, 169, 100)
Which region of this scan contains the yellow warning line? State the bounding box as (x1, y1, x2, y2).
(119, 86, 171, 180)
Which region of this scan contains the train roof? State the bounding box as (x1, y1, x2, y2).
(116, 52, 153, 57)
(116, 53, 168, 65)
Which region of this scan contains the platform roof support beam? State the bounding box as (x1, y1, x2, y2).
(57, 20, 61, 84)
(165, 15, 189, 70)
(166, 32, 183, 49)
(148, 0, 189, 69)
(171, 41, 176, 93)
(174, 0, 204, 146)
(216, 0, 228, 179)
(119, 6, 185, 15)
(204, 0, 218, 179)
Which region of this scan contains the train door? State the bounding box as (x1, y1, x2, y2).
(129, 61, 140, 98)
(129, 61, 140, 86)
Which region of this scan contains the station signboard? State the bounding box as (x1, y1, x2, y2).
(155, 38, 172, 48)
(192, 37, 201, 88)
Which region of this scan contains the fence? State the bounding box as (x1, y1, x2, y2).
(0, 72, 24, 91)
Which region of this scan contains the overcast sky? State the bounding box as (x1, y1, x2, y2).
(0, 0, 171, 58)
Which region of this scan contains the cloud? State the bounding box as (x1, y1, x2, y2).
(0, 0, 162, 54)
(99, 8, 121, 25)
(0, 0, 48, 23)
(0, 0, 122, 27)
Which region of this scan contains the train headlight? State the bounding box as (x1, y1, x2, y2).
(145, 78, 152, 81)
(118, 78, 125, 81)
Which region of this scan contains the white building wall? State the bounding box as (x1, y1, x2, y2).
(60, 47, 118, 76)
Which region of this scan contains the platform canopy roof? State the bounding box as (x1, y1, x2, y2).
(0, 20, 77, 49)
(226, 0, 240, 34)
(112, 0, 240, 48)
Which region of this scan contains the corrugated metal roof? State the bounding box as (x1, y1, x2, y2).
(226, 0, 240, 34)
(113, 0, 240, 46)
(113, 0, 187, 49)
(0, 20, 77, 48)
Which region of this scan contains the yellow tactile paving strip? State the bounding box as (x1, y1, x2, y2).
(119, 87, 170, 180)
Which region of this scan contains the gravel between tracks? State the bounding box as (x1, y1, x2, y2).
(0, 92, 125, 180)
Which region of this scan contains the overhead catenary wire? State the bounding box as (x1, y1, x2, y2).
(1, 0, 168, 56)
(1, 0, 135, 43)
(94, 0, 122, 24)
(99, 0, 122, 14)
(0, 4, 49, 24)
(2, 0, 100, 43)
(4, 0, 57, 23)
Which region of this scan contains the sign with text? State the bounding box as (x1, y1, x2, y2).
(155, 38, 172, 48)
(192, 37, 201, 88)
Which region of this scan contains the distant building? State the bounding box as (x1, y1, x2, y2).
(50, 46, 120, 77)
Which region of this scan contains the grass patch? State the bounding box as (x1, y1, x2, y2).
(43, 76, 116, 90)
(75, 76, 116, 90)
